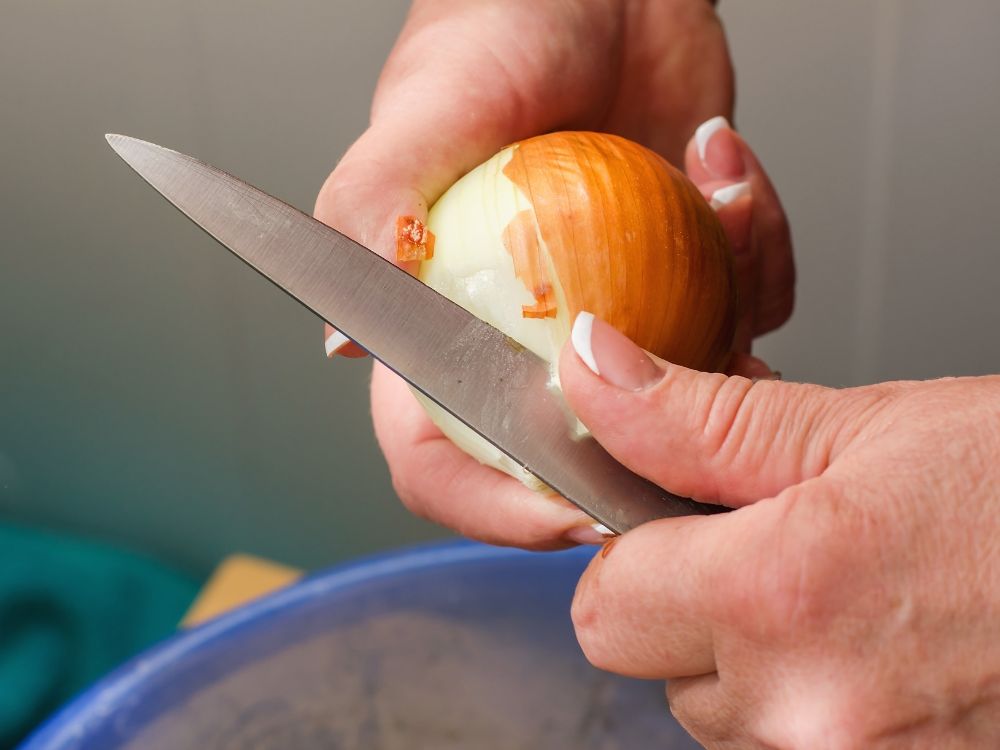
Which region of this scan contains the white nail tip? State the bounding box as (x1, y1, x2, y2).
(571, 311, 600, 376)
(709, 181, 752, 210)
(592, 523, 614, 537)
(695, 115, 730, 162)
(325, 331, 351, 357)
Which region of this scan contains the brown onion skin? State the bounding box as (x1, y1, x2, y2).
(501, 131, 736, 372)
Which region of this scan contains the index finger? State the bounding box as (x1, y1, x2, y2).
(314, 0, 617, 272)
(571, 499, 774, 679)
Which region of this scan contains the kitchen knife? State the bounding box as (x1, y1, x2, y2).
(106, 135, 726, 533)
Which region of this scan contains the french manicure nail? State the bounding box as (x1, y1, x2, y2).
(571, 311, 600, 375)
(694, 116, 745, 180)
(695, 116, 728, 161)
(571, 312, 663, 391)
(325, 330, 351, 357)
(709, 181, 752, 210)
(565, 522, 616, 546)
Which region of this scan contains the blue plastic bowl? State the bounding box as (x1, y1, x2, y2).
(22, 541, 700, 749)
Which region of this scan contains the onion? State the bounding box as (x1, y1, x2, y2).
(401, 131, 736, 489)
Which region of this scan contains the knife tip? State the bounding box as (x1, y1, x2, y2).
(104, 134, 161, 165)
(105, 133, 128, 154)
(104, 134, 179, 161)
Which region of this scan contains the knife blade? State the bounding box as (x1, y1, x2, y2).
(105, 134, 726, 533)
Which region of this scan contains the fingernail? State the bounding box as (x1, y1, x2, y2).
(572, 312, 664, 391)
(751, 370, 782, 383)
(325, 330, 350, 358)
(709, 181, 751, 211)
(570, 311, 600, 374)
(565, 522, 615, 546)
(695, 116, 727, 161)
(541, 492, 581, 512)
(694, 116, 745, 179)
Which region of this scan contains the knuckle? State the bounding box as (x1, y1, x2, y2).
(756, 686, 876, 750)
(766, 550, 837, 632)
(698, 380, 851, 494)
(570, 553, 645, 675)
(570, 568, 615, 670)
(727, 491, 848, 636)
(695, 374, 756, 464)
(570, 577, 598, 637)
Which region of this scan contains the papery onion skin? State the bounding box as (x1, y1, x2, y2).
(410, 131, 737, 488)
(395, 215, 435, 261)
(502, 132, 736, 371)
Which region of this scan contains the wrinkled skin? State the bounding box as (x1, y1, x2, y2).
(315, 1, 1000, 747)
(560, 324, 1000, 748)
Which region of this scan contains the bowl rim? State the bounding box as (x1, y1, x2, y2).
(20, 539, 591, 750)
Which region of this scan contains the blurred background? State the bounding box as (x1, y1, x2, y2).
(1, 0, 999, 743)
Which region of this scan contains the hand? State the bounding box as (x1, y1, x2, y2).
(562, 320, 1000, 747)
(316, 0, 794, 547)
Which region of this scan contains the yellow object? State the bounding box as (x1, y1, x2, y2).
(417, 131, 736, 487)
(181, 554, 302, 627)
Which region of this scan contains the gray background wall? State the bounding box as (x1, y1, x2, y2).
(2, 1, 998, 574)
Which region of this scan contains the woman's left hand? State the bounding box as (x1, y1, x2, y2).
(316, 0, 794, 550)
(562, 320, 1000, 748)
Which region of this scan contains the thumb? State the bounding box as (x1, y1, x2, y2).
(561, 313, 887, 506)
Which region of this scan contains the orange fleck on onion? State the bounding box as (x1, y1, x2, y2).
(395, 215, 435, 262)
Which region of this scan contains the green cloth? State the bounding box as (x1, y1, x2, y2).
(0, 522, 200, 748)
